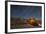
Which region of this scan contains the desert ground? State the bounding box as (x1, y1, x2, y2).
(10, 17, 41, 29)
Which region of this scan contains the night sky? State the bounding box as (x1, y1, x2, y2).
(10, 5, 42, 19)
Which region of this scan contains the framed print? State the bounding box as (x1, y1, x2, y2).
(5, 1, 45, 33)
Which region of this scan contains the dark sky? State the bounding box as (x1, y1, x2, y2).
(10, 5, 42, 19)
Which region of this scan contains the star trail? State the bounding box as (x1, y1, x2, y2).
(10, 5, 42, 19)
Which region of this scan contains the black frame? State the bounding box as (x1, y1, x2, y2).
(5, 1, 45, 33)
